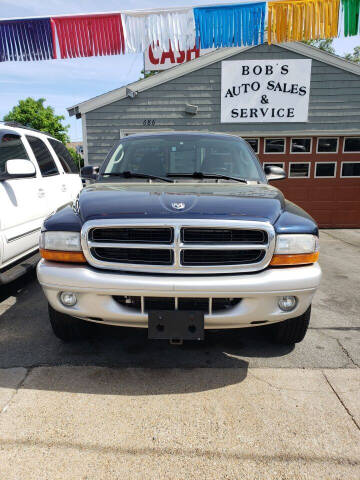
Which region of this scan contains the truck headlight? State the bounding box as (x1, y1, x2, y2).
(40, 231, 86, 263)
(270, 234, 319, 266)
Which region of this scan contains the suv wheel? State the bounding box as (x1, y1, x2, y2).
(48, 304, 90, 342)
(270, 306, 311, 345)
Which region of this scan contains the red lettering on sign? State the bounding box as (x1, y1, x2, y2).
(148, 45, 159, 65)
(160, 49, 176, 64)
(186, 45, 201, 62)
(177, 49, 185, 63)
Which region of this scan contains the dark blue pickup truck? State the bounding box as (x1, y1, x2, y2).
(37, 132, 321, 345)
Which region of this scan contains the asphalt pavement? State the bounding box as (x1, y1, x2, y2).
(0, 230, 359, 479)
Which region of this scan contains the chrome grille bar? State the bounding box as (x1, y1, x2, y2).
(81, 219, 276, 275)
(87, 241, 266, 250)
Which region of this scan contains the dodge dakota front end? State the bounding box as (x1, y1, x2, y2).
(37, 133, 321, 345)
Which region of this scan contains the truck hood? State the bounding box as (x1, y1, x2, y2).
(77, 182, 285, 225)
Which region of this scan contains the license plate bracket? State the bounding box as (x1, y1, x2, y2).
(148, 310, 204, 341)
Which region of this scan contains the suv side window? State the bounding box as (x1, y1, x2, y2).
(0, 132, 29, 174)
(48, 139, 78, 173)
(26, 135, 59, 177)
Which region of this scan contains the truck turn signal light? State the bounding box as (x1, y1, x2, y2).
(40, 249, 86, 263)
(270, 252, 319, 266)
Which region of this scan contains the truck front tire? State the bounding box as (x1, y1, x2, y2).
(270, 306, 311, 345)
(48, 304, 90, 342)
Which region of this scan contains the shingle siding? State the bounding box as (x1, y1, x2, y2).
(85, 44, 360, 165)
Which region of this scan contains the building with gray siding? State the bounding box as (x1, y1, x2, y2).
(68, 43, 360, 227)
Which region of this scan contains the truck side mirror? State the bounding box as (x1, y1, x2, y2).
(81, 165, 99, 180)
(0, 159, 36, 181)
(264, 165, 287, 181)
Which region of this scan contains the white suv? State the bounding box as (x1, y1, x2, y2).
(0, 123, 83, 285)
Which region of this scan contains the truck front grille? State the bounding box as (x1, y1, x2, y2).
(182, 228, 267, 244)
(82, 220, 275, 274)
(114, 296, 241, 314)
(181, 249, 265, 266)
(91, 247, 173, 265)
(91, 227, 172, 244)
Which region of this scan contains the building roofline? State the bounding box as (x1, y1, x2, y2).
(67, 46, 252, 116)
(68, 42, 360, 117)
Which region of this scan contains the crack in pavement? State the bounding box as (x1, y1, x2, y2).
(323, 372, 360, 431)
(315, 329, 359, 368)
(0, 367, 32, 415)
(0, 436, 359, 465)
(336, 339, 360, 368)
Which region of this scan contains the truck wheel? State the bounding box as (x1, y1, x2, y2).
(270, 306, 311, 345)
(48, 304, 90, 342)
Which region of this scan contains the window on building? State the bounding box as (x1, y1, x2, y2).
(341, 162, 360, 177)
(315, 162, 336, 178)
(317, 138, 338, 153)
(26, 136, 59, 177)
(291, 138, 312, 153)
(263, 162, 285, 170)
(343, 137, 360, 153)
(0, 133, 30, 174)
(49, 139, 79, 173)
(289, 162, 310, 178)
(244, 138, 259, 154)
(264, 138, 285, 154)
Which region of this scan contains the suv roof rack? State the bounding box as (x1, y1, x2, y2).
(1, 121, 55, 139)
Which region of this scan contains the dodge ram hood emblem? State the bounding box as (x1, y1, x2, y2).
(171, 202, 185, 210)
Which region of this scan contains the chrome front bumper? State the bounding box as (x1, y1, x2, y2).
(37, 260, 321, 329)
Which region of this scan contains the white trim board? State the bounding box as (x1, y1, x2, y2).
(67, 42, 360, 117)
(81, 114, 89, 165)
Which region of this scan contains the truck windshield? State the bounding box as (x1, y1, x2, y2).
(101, 134, 264, 182)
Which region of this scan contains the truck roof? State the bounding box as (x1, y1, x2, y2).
(0, 122, 58, 141)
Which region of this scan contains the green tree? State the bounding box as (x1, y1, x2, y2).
(3, 97, 70, 144)
(140, 69, 158, 80)
(67, 147, 83, 170)
(303, 39, 335, 54)
(344, 46, 360, 63)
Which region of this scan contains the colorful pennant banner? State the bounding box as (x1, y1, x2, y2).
(123, 9, 195, 53)
(0, 0, 359, 63)
(342, 0, 360, 36)
(194, 3, 266, 48)
(0, 18, 54, 62)
(52, 14, 125, 59)
(268, 0, 340, 44)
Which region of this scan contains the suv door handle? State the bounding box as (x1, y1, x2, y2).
(38, 188, 45, 198)
(61, 184, 67, 192)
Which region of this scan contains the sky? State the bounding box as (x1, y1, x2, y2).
(1, 0, 360, 141)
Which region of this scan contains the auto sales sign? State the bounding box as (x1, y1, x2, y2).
(221, 59, 312, 123)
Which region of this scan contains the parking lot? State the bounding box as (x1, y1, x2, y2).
(0, 230, 359, 479)
(1, 230, 359, 370)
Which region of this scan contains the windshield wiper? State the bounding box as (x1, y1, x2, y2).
(102, 171, 174, 183)
(167, 171, 248, 184)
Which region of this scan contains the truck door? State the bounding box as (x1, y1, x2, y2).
(0, 131, 45, 266)
(25, 135, 69, 213)
(47, 138, 83, 202)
